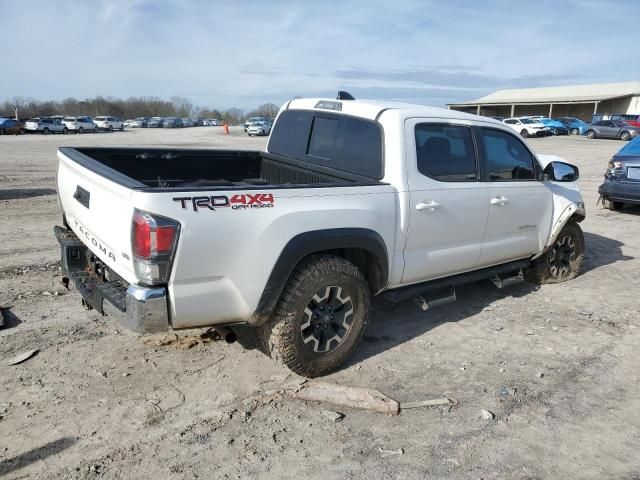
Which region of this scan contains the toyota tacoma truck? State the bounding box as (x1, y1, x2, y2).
(54, 94, 586, 377)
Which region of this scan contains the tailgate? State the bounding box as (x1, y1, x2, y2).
(56, 149, 138, 284)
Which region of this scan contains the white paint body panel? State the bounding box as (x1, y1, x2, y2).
(57, 99, 585, 329)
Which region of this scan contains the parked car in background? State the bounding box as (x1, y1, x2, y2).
(148, 117, 164, 128)
(131, 117, 149, 128)
(62, 116, 97, 134)
(244, 116, 269, 131)
(503, 118, 548, 138)
(163, 117, 183, 128)
(210, 119, 221, 126)
(247, 120, 272, 136)
(94, 116, 124, 131)
(598, 136, 640, 210)
(535, 118, 568, 135)
(586, 120, 640, 141)
(25, 117, 68, 134)
(0, 118, 25, 135)
(490, 116, 505, 121)
(123, 119, 135, 128)
(557, 117, 589, 135)
(182, 118, 193, 127)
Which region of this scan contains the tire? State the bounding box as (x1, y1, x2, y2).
(109, 125, 114, 132)
(524, 221, 585, 285)
(572, 128, 579, 135)
(0, 129, 4, 135)
(19, 128, 25, 135)
(43, 128, 50, 135)
(261, 254, 371, 377)
(63, 127, 68, 135)
(520, 129, 529, 138)
(620, 131, 631, 141)
(78, 127, 84, 134)
(119, 125, 124, 131)
(607, 200, 624, 211)
(587, 130, 596, 139)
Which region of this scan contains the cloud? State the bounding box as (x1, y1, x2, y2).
(0, 0, 638, 109)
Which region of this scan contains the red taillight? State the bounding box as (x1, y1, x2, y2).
(131, 210, 179, 259)
(133, 212, 151, 257)
(131, 210, 180, 285)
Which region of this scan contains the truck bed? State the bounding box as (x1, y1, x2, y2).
(60, 147, 380, 190)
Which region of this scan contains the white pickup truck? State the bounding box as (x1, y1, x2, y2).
(55, 94, 586, 377)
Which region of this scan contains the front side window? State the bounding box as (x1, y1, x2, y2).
(480, 128, 536, 181)
(415, 124, 477, 182)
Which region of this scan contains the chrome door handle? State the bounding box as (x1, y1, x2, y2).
(490, 196, 509, 206)
(416, 201, 441, 211)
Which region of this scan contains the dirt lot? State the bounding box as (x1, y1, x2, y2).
(1, 127, 639, 479)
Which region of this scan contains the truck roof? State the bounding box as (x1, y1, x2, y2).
(286, 97, 504, 126)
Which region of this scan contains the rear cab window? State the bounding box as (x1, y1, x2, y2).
(268, 110, 383, 178)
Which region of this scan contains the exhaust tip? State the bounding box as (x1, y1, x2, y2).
(213, 326, 237, 344)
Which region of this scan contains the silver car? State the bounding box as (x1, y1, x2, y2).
(25, 117, 68, 134)
(587, 120, 640, 141)
(62, 116, 97, 134)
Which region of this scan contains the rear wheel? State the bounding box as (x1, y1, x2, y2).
(261, 255, 370, 377)
(520, 129, 529, 138)
(587, 130, 596, 139)
(572, 128, 579, 135)
(62, 127, 68, 134)
(607, 200, 624, 211)
(525, 221, 584, 284)
(78, 127, 84, 134)
(43, 128, 50, 135)
(620, 131, 631, 141)
(109, 125, 114, 132)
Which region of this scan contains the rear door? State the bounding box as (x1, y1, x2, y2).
(475, 127, 553, 266)
(402, 120, 489, 284)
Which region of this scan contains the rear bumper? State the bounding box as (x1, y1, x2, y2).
(54, 225, 170, 333)
(598, 180, 640, 204)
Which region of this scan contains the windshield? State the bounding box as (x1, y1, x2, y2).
(521, 119, 536, 124)
(614, 121, 631, 127)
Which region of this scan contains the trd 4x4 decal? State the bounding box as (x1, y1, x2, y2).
(173, 193, 275, 212)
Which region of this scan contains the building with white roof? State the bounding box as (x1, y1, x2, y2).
(447, 81, 640, 121)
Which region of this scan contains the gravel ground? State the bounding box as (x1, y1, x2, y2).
(1, 127, 639, 479)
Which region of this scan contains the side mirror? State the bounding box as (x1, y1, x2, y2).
(544, 161, 579, 182)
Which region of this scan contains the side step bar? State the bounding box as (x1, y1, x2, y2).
(382, 259, 530, 307)
(413, 286, 457, 311)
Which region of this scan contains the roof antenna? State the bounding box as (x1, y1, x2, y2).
(337, 91, 355, 100)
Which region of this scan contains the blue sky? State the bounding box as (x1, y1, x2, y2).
(1, 0, 639, 110)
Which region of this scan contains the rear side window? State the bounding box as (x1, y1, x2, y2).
(269, 110, 383, 178)
(415, 124, 477, 182)
(480, 128, 536, 181)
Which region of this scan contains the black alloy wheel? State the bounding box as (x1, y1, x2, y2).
(300, 286, 354, 353)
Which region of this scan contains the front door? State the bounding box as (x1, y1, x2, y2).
(402, 120, 489, 285)
(475, 127, 553, 266)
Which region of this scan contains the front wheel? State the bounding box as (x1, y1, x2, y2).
(42, 128, 50, 135)
(261, 255, 370, 377)
(525, 221, 585, 285)
(587, 130, 596, 139)
(620, 131, 631, 141)
(607, 200, 624, 211)
(62, 127, 68, 135)
(78, 127, 84, 134)
(572, 128, 579, 135)
(520, 129, 529, 138)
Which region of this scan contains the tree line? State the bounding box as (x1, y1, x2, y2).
(0, 96, 281, 125)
